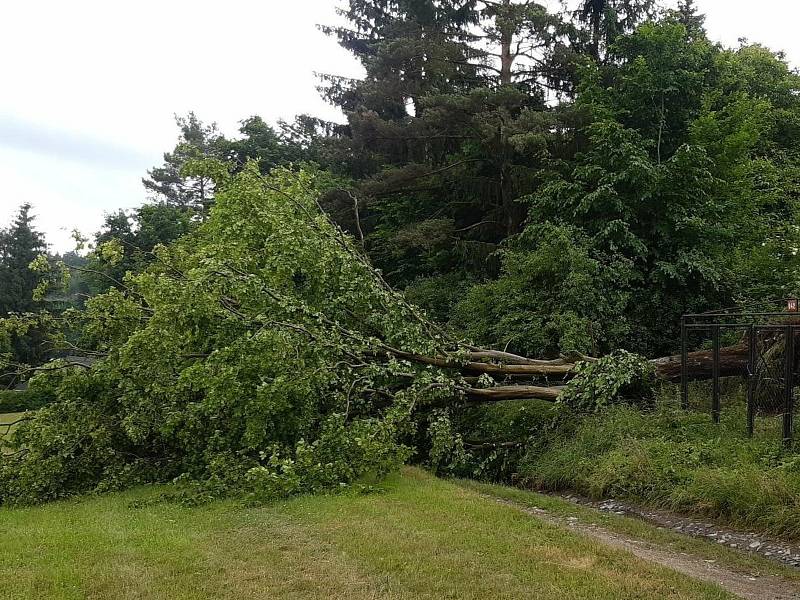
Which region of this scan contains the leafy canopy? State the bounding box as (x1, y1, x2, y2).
(0, 165, 456, 505)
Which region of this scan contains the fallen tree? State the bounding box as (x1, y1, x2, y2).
(0, 166, 755, 505)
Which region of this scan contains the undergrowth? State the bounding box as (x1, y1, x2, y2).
(517, 384, 800, 538)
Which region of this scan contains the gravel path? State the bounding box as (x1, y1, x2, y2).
(560, 493, 800, 569)
(487, 494, 800, 600)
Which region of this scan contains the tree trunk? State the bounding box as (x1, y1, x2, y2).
(651, 345, 749, 383)
(499, 0, 514, 85)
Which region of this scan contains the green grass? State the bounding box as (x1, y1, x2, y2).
(0, 467, 731, 599)
(1, 412, 25, 452)
(516, 384, 800, 538)
(456, 477, 800, 582)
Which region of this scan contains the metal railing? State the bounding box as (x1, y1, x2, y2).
(681, 305, 800, 445)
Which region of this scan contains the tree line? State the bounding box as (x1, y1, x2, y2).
(7, 0, 800, 361)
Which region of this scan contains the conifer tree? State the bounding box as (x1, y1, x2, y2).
(0, 204, 47, 315)
(321, 1, 563, 290)
(142, 113, 224, 215)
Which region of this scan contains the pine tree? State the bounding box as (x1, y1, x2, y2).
(0, 203, 47, 315)
(320, 1, 563, 289)
(675, 0, 706, 40)
(575, 0, 655, 60)
(142, 113, 224, 215)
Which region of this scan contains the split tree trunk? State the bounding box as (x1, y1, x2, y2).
(395, 342, 752, 406)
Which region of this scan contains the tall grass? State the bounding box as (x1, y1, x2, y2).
(519, 382, 800, 538)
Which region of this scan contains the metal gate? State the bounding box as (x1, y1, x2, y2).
(681, 305, 799, 445)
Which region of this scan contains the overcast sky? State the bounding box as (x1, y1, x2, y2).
(1, 0, 798, 252)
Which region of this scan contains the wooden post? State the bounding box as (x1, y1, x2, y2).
(784, 325, 794, 446)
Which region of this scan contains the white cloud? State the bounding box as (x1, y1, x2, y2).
(0, 0, 797, 251)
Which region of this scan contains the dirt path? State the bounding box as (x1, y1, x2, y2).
(558, 493, 800, 569)
(489, 495, 800, 600)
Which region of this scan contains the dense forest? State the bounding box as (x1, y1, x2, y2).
(1, 0, 800, 507)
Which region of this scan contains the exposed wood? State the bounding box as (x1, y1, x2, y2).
(389, 347, 576, 376)
(651, 344, 748, 382)
(462, 385, 563, 402)
(465, 347, 569, 366)
(385, 340, 754, 410)
(463, 440, 524, 450)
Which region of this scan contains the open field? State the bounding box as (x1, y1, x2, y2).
(0, 467, 733, 600)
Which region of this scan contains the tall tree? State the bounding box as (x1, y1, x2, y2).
(320, 0, 564, 296)
(573, 0, 655, 60)
(675, 0, 706, 40)
(454, 19, 800, 357)
(0, 204, 47, 315)
(84, 203, 193, 294)
(143, 113, 224, 215)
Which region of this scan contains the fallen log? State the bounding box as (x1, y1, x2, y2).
(462, 385, 563, 403)
(652, 344, 748, 382)
(385, 347, 575, 377)
(389, 341, 753, 410)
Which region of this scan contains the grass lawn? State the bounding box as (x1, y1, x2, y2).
(0, 467, 732, 600)
(1, 412, 25, 453)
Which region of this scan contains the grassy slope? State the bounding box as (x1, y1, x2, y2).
(0, 468, 731, 600)
(515, 389, 800, 538)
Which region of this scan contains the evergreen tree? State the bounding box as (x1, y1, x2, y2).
(574, 0, 655, 60)
(0, 204, 47, 315)
(321, 1, 564, 293)
(675, 0, 706, 40)
(143, 113, 224, 215)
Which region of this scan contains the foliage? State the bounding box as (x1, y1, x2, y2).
(81, 203, 193, 294)
(142, 113, 225, 214)
(558, 350, 656, 413)
(519, 392, 800, 538)
(451, 222, 633, 357)
(0, 166, 451, 505)
(453, 19, 800, 356)
(0, 204, 47, 316)
(426, 409, 466, 473)
(0, 204, 49, 368)
(143, 113, 313, 219)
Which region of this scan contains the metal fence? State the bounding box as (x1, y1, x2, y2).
(681, 305, 800, 445)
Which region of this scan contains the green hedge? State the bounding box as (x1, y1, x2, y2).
(0, 389, 53, 413)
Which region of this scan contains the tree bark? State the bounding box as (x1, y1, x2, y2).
(463, 385, 563, 402)
(651, 344, 749, 382)
(499, 0, 514, 85)
(385, 347, 575, 376)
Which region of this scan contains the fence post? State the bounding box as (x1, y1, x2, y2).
(784, 325, 795, 446)
(681, 316, 688, 410)
(712, 325, 721, 424)
(747, 324, 755, 438)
